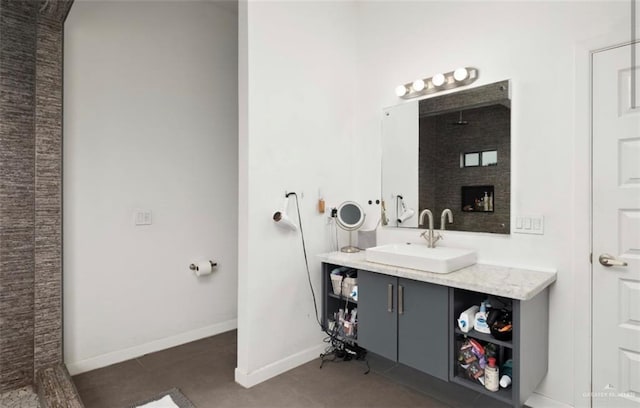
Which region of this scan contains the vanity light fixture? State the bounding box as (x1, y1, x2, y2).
(395, 67, 479, 99)
(453, 67, 469, 81)
(431, 73, 446, 87)
(395, 85, 409, 97)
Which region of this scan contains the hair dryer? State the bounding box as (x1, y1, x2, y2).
(273, 196, 298, 230)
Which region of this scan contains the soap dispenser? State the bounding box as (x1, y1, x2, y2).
(474, 301, 491, 334)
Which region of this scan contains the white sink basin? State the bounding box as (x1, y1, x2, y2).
(365, 243, 477, 274)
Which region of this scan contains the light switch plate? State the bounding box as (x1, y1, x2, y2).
(134, 209, 152, 226)
(514, 214, 544, 235)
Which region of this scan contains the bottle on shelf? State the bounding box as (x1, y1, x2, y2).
(457, 305, 480, 333)
(500, 359, 513, 388)
(474, 301, 491, 334)
(484, 357, 499, 392)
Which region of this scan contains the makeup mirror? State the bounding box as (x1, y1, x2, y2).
(336, 201, 365, 253)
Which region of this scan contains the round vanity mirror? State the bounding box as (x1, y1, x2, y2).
(336, 201, 365, 253)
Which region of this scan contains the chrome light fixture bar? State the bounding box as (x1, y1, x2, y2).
(395, 67, 479, 99)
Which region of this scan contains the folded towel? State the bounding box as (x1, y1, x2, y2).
(137, 395, 179, 408)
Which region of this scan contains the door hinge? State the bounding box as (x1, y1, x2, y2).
(590, 253, 593, 264)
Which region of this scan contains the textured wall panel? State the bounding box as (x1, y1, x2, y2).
(1, 0, 70, 392)
(34, 16, 63, 374)
(0, 0, 37, 392)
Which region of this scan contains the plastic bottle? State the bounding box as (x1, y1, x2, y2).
(500, 359, 513, 388)
(483, 192, 489, 211)
(484, 357, 499, 392)
(474, 301, 491, 334)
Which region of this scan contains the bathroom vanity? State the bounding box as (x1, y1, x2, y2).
(319, 251, 556, 408)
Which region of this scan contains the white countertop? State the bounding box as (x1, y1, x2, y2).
(318, 251, 556, 301)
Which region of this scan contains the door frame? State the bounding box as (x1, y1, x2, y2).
(574, 33, 639, 407)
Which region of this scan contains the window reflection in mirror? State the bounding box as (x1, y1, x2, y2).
(463, 152, 480, 167)
(482, 150, 498, 166)
(461, 150, 498, 168)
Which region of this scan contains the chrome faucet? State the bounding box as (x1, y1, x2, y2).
(418, 209, 442, 248)
(440, 209, 453, 230)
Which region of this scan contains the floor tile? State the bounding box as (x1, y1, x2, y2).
(73, 359, 168, 408)
(0, 386, 39, 408)
(137, 330, 236, 372)
(73, 330, 508, 408)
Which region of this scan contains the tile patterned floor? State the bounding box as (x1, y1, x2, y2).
(73, 330, 510, 408)
(0, 386, 39, 408)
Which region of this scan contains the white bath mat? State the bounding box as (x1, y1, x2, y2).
(129, 388, 195, 408)
(137, 395, 178, 408)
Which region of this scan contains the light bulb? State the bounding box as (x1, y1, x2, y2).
(412, 79, 425, 92)
(432, 73, 445, 87)
(454, 67, 469, 81)
(395, 85, 408, 97)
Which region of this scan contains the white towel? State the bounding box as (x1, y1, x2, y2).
(137, 395, 179, 408)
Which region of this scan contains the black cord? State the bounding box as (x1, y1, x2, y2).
(287, 192, 368, 374)
(334, 220, 339, 252)
(288, 192, 323, 330)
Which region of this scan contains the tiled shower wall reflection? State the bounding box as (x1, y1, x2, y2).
(0, 0, 72, 392)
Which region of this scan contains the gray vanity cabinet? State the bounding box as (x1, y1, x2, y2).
(358, 270, 449, 381)
(398, 278, 449, 380)
(357, 271, 398, 361)
(321, 258, 552, 408)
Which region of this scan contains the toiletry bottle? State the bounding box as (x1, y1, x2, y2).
(500, 359, 513, 388)
(457, 305, 479, 333)
(474, 301, 491, 334)
(483, 192, 489, 211)
(484, 357, 499, 392)
(318, 189, 325, 214)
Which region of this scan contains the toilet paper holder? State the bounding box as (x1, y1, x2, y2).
(189, 260, 217, 271)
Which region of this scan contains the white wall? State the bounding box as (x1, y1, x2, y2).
(353, 1, 630, 406)
(63, 1, 238, 373)
(236, 0, 358, 386)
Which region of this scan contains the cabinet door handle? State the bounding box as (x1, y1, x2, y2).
(387, 284, 393, 313)
(398, 285, 404, 315)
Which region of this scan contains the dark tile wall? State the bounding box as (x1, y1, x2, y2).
(0, 0, 38, 392)
(34, 15, 65, 374)
(0, 0, 72, 392)
(419, 105, 511, 234)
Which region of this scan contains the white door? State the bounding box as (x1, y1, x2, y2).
(593, 42, 640, 407)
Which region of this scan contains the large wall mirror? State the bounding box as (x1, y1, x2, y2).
(381, 81, 511, 234)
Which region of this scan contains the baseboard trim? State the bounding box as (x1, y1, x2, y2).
(234, 343, 324, 388)
(525, 392, 573, 408)
(66, 319, 237, 375)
